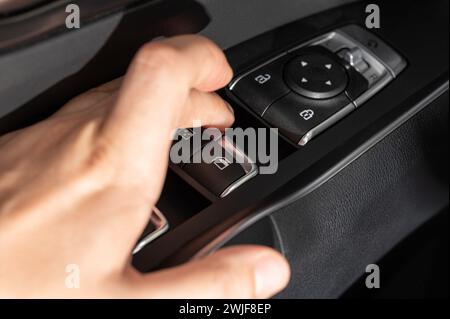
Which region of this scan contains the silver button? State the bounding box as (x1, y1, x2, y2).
(338, 47, 369, 73)
(338, 25, 407, 77)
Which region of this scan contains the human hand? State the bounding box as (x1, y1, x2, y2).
(0, 35, 290, 298)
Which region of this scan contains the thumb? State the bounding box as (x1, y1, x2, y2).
(122, 246, 291, 299)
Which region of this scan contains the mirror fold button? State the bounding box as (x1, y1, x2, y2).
(343, 63, 370, 101)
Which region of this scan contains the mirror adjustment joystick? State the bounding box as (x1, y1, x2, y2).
(284, 48, 349, 100)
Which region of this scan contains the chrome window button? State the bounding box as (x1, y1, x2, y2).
(133, 208, 169, 254)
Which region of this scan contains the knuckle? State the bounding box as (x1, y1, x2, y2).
(78, 135, 117, 191)
(134, 42, 180, 76)
(198, 35, 223, 58)
(86, 140, 112, 172)
(198, 37, 233, 83)
(77, 129, 157, 207)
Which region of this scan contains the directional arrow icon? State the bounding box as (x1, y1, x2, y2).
(325, 80, 332, 86)
(325, 64, 332, 69)
(301, 77, 308, 83)
(301, 61, 308, 67)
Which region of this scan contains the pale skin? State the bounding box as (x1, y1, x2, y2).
(0, 35, 290, 298)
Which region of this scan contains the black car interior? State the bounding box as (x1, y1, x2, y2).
(0, 0, 448, 298)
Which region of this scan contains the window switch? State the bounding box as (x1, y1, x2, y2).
(183, 138, 258, 197)
(171, 128, 222, 167)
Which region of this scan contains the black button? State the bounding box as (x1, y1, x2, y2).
(183, 140, 246, 197)
(262, 92, 352, 144)
(231, 55, 291, 116)
(342, 62, 369, 101)
(284, 47, 348, 99)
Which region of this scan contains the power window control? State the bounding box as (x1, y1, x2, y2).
(133, 208, 169, 254)
(183, 137, 258, 197)
(263, 92, 354, 145)
(171, 128, 222, 167)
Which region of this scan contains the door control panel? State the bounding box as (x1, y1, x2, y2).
(228, 25, 407, 146)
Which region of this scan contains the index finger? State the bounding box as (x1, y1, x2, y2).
(99, 35, 233, 203)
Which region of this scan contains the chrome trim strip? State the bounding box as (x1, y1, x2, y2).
(353, 72, 393, 108)
(220, 168, 258, 198)
(133, 208, 169, 254)
(298, 102, 356, 146)
(220, 136, 259, 198)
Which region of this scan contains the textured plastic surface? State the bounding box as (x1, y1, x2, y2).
(273, 92, 449, 298)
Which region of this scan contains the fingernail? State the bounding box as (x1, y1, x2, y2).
(225, 102, 234, 115)
(254, 254, 290, 298)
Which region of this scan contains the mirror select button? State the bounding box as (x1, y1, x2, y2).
(230, 55, 291, 116)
